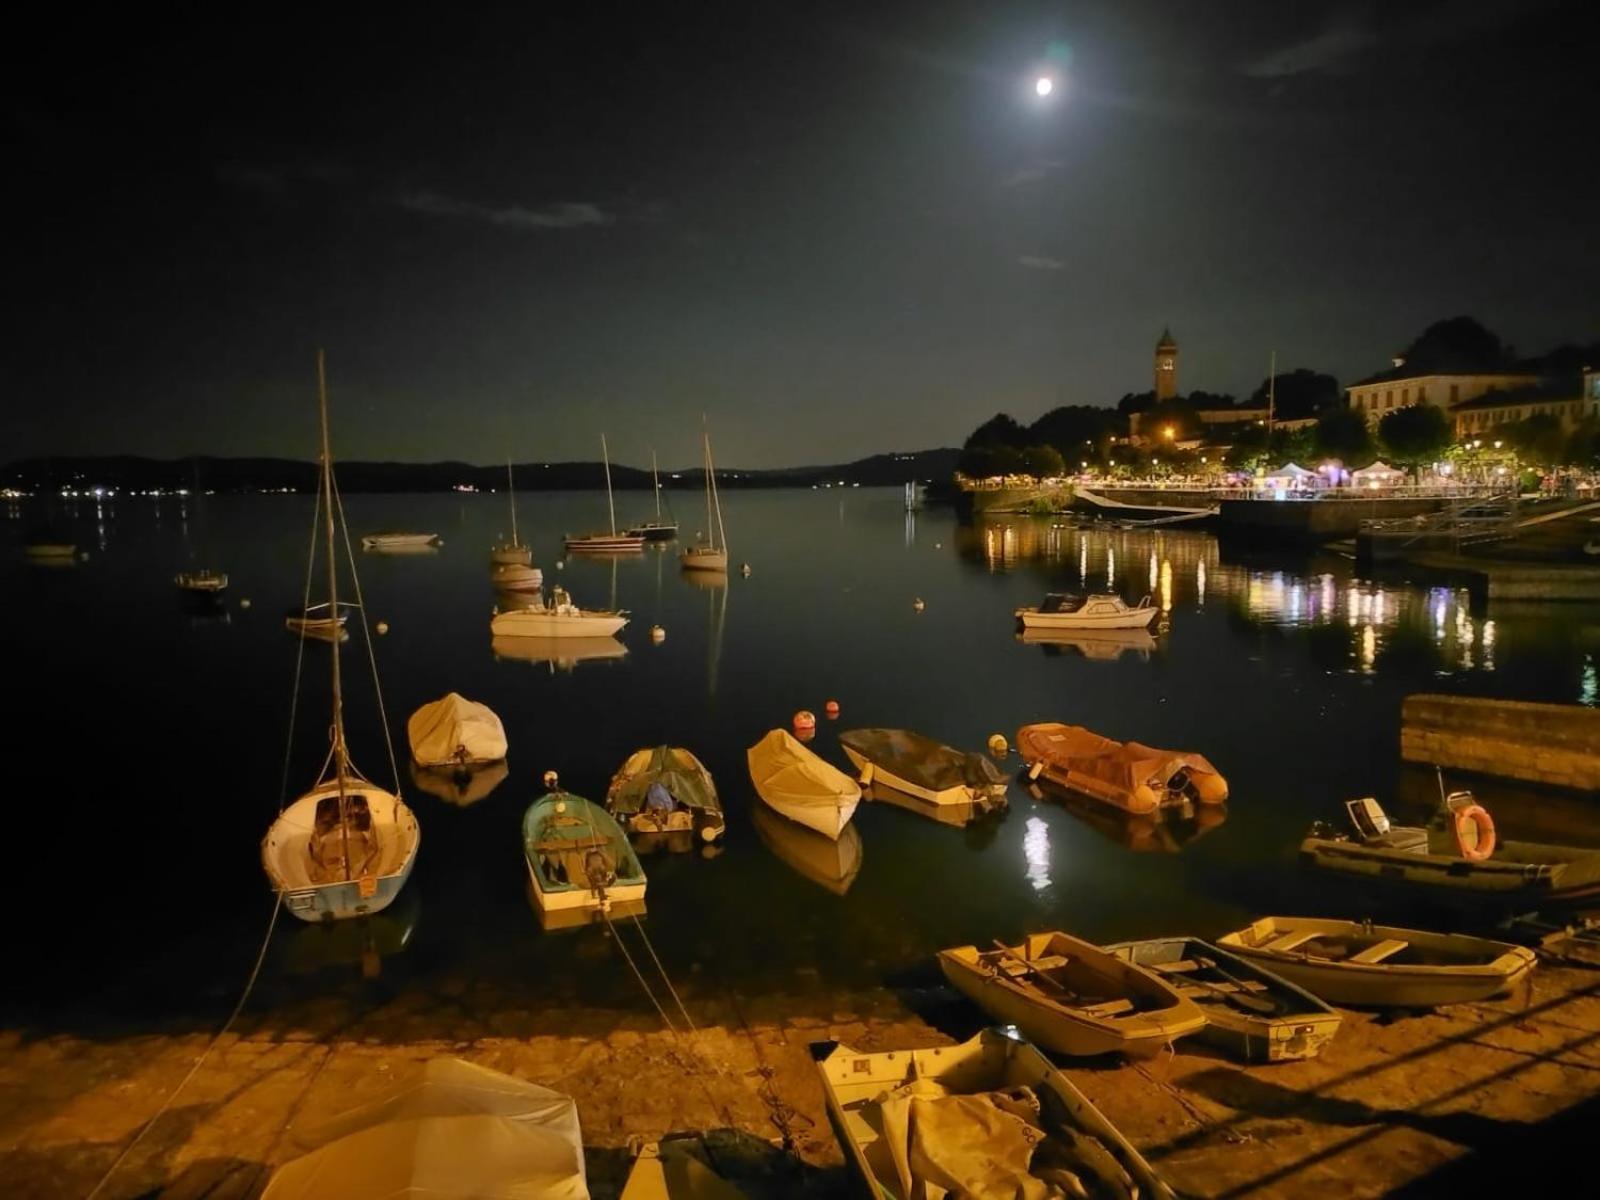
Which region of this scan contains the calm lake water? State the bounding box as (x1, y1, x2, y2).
(5, 488, 1599, 1025)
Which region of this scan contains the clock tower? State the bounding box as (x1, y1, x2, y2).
(1154, 328, 1178, 401)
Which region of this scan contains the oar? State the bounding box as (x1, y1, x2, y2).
(1187, 953, 1278, 1015)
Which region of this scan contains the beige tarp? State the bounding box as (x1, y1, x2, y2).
(263, 1058, 587, 1199)
(407, 693, 508, 767)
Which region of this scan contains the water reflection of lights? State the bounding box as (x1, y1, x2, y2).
(1023, 816, 1051, 892)
(1359, 624, 1377, 673)
(1078, 539, 1088, 583)
(1106, 545, 1116, 589)
(1581, 656, 1598, 706)
(1482, 619, 1495, 672)
(1159, 560, 1173, 612)
(1148, 551, 1158, 594)
(1196, 559, 1206, 605)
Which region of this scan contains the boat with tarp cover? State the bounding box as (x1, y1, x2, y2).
(523, 782, 647, 922)
(838, 727, 1008, 813)
(606, 745, 725, 844)
(747, 728, 860, 839)
(406, 692, 507, 768)
(1017, 722, 1227, 815)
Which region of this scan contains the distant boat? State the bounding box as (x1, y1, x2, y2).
(681, 423, 728, 573)
(362, 531, 441, 550)
(1017, 722, 1228, 815)
(624, 449, 678, 541)
(606, 745, 725, 844)
(262, 352, 420, 923)
(838, 727, 1008, 812)
(490, 460, 532, 565)
(490, 562, 544, 593)
(523, 784, 647, 922)
(565, 434, 645, 554)
(23, 541, 75, 560)
(1015, 592, 1158, 631)
(490, 585, 627, 639)
(174, 568, 229, 594)
(747, 728, 860, 839)
(284, 601, 350, 641)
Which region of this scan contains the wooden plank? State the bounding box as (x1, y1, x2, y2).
(1349, 938, 1409, 965)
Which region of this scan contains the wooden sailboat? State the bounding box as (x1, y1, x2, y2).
(626, 449, 678, 541)
(490, 460, 533, 565)
(681, 424, 728, 572)
(261, 352, 421, 923)
(565, 435, 645, 553)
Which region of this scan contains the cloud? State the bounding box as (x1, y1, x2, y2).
(397, 191, 613, 231)
(1017, 256, 1065, 271)
(999, 158, 1063, 189)
(1244, 26, 1375, 79)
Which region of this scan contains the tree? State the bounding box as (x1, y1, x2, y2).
(1116, 391, 1155, 415)
(1021, 444, 1065, 478)
(1398, 316, 1507, 372)
(1249, 369, 1341, 420)
(1314, 406, 1374, 463)
(958, 442, 1026, 478)
(1028, 405, 1123, 461)
(1564, 418, 1600, 468)
(963, 412, 1026, 449)
(1505, 413, 1565, 466)
(1377, 404, 1451, 465)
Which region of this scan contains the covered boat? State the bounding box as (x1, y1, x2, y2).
(1216, 916, 1536, 1008)
(262, 1058, 588, 1200)
(747, 728, 860, 840)
(1014, 592, 1157, 631)
(490, 586, 628, 638)
(752, 803, 863, 895)
(406, 692, 508, 768)
(1028, 778, 1228, 852)
(938, 931, 1206, 1059)
(813, 1027, 1177, 1200)
(838, 728, 1008, 813)
(1104, 937, 1342, 1062)
(523, 785, 647, 922)
(607, 745, 725, 843)
(1017, 722, 1227, 815)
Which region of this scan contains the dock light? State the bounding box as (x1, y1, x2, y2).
(1035, 76, 1054, 97)
(1493, 440, 1503, 449)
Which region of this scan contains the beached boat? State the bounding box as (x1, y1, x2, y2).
(625, 449, 678, 542)
(490, 561, 545, 593)
(174, 568, 229, 594)
(813, 1027, 1177, 1200)
(523, 784, 647, 921)
(747, 728, 860, 839)
(1104, 937, 1342, 1062)
(838, 727, 1008, 813)
(406, 692, 507, 769)
(262, 353, 420, 924)
(606, 745, 725, 844)
(566, 434, 645, 554)
(752, 802, 863, 894)
(681, 424, 729, 573)
(1017, 722, 1228, 815)
(490, 459, 533, 565)
(361, 531, 441, 550)
(285, 601, 350, 641)
(1300, 795, 1600, 906)
(490, 585, 628, 638)
(1216, 916, 1537, 1008)
(1015, 592, 1158, 631)
(938, 931, 1206, 1058)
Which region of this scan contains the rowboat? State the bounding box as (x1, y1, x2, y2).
(938, 931, 1206, 1058)
(285, 601, 350, 641)
(747, 728, 860, 839)
(1014, 592, 1157, 631)
(1017, 722, 1227, 815)
(838, 728, 1008, 813)
(406, 692, 507, 769)
(490, 586, 627, 638)
(813, 1027, 1177, 1200)
(523, 786, 647, 922)
(1216, 916, 1537, 1008)
(361, 531, 441, 550)
(1104, 937, 1342, 1062)
(606, 745, 725, 844)
(752, 802, 863, 895)
(174, 568, 229, 593)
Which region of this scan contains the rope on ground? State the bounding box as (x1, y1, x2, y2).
(724, 986, 811, 1151)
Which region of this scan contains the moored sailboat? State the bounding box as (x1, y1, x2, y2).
(565, 434, 645, 553)
(681, 424, 728, 572)
(490, 459, 533, 565)
(625, 449, 678, 541)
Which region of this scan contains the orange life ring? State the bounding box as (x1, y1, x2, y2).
(1453, 804, 1496, 861)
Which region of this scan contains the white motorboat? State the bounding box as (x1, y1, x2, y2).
(490, 562, 544, 592)
(262, 352, 420, 924)
(681, 423, 729, 573)
(490, 459, 533, 565)
(362, 531, 441, 550)
(490, 585, 628, 638)
(1015, 592, 1158, 630)
(565, 434, 645, 553)
(175, 568, 229, 593)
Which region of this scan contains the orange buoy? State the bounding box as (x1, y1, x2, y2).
(1453, 804, 1496, 861)
(824, 699, 840, 717)
(792, 710, 817, 732)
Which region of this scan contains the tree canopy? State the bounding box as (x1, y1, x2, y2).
(1314, 406, 1374, 463)
(1377, 403, 1452, 464)
(1248, 369, 1340, 420)
(1398, 316, 1509, 373)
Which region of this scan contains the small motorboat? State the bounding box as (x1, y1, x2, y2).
(1216, 916, 1537, 1008)
(747, 728, 860, 840)
(490, 586, 628, 638)
(1104, 937, 1342, 1062)
(174, 568, 229, 594)
(1017, 722, 1227, 815)
(361, 531, 441, 550)
(607, 745, 726, 844)
(490, 561, 544, 593)
(524, 783, 647, 923)
(752, 802, 863, 895)
(1014, 592, 1158, 631)
(285, 601, 351, 641)
(938, 931, 1206, 1059)
(406, 692, 507, 769)
(813, 1027, 1177, 1200)
(838, 728, 1008, 813)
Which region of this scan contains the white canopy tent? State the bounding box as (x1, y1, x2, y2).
(1350, 460, 1406, 488)
(407, 693, 508, 767)
(263, 1058, 588, 1200)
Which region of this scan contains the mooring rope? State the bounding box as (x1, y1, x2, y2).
(278, 479, 324, 812)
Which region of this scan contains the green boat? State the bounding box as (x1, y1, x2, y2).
(523, 785, 646, 925)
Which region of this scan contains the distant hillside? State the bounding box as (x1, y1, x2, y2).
(2, 449, 958, 494)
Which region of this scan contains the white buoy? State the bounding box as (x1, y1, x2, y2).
(556, 559, 565, 570)
(934, 541, 942, 549)
(376, 620, 390, 635)
(650, 624, 665, 643)
(240, 598, 252, 609)
(913, 597, 925, 612)
(740, 562, 752, 577)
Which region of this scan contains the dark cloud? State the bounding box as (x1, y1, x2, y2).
(395, 193, 615, 232)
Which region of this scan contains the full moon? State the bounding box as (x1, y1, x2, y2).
(1035, 76, 1053, 97)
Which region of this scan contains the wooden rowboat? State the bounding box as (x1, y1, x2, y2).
(938, 930, 1205, 1058)
(747, 728, 860, 840)
(1216, 916, 1536, 1008)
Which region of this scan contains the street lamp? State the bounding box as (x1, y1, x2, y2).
(1163, 425, 1175, 441)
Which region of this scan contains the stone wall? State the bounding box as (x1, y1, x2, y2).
(1401, 694, 1600, 791)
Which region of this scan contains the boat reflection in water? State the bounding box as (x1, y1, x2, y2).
(860, 781, 1004, 829)
(491, 634, 628, 671)
(1027, 781, 1227, 853)
(752, 803, 863, 895)
(1016, 627, 1157, 661)
(408, 758, 510, 807)
(276, 887, 421, 980)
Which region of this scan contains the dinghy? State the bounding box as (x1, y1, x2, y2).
(1216, 916, 1536, 1008)
(1104, 937, 1342, 1062)
(838, 727, 1008, 812)
(1017, 723, 1228, 815)
(939, 931, 1206, 1059)
(524, 782, 647, 922)
(361, 531, 441, 550)
(406, 692, 507, 768)
(490, 586, 628, 638)
(285, 602, 350, 641)
(1014, 592, 1158, 631)
(813, 1027, 1177, 1200)
(747, 728, 860, 839)
(607, 745, 725, 843)
(752, 803, 862, 895)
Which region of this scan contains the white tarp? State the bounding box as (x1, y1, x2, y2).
(264, 1058, 588, 1200)
(1351, 460, 1404, 484)
(407, 693, 508, 767)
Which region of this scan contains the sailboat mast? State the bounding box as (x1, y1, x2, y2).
(316, 350, 353, 882)
(506, 459, 519, 546)
(701, 423, 714, 547)
(1267, 350, 1276, 435)
(706, 427, 727, 553)
(652, 450, 662, 521)
(602, 434, 617, 536)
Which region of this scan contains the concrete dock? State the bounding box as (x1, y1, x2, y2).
(1402, 694, 1600, 791)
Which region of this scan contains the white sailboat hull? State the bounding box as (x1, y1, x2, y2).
(490, 564, 544, 592)
(680, 546, 728, 572)
(490, 544, 531, 566)
(564, 533, 645, 553)
(491, 608, 628, 638)
(363, 533, 441, 549)
(262, 783, 421, 923)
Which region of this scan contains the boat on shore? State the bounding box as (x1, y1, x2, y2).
(523, 781, 647, 923)
(175, 568, 229, 594)
(1017, 723, 1228, 815)
(361, 531, 441, 550)
(747, 728, 860, 839)
(490, 586, 627, 638)
(682, 423, 729, 573)
(1104, 937, 1342, 1062)
(838, 727, 1008, 813)
(606, 745, 726, 844)
(938, 930, 1206, 1059)
(566, 434, 645, 554)
(1014, 592, 1158, 631)
(286, 601, 350, 641)
(1216, 916, 1537, 1008)
(813, 1027, 1177, 1200)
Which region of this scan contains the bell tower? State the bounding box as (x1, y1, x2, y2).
(1154, 328, 1178, 400)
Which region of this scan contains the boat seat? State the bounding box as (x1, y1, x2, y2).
(1260, 930, 1320, 954)
(998, 953, 1068, 978)
(1348, 939, 1408, 965)
(1152, 959, 1200, 973)
(1076, 998, 1135, 1018)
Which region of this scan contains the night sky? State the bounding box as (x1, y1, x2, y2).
(8, 1, 1595, 468)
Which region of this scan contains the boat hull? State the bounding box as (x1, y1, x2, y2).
(489, 564, 545, 593)
(564, 533, 645, 553)
(490, 544, 531, 565)
(838, 730, 1007, 811)
(362, 533, 440, 549)
(523, 793, 648, 921)
(748, 730, 860, 840)
(626, 522, 678, 541)
(681, 546, 728, 572)
(262, 783, 421, 923)
(1300, 835, 1600, 904)
(490, 609, 628, 638)
(1018, 722, 1228, 814)
(1016, 606, 1157, 630)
